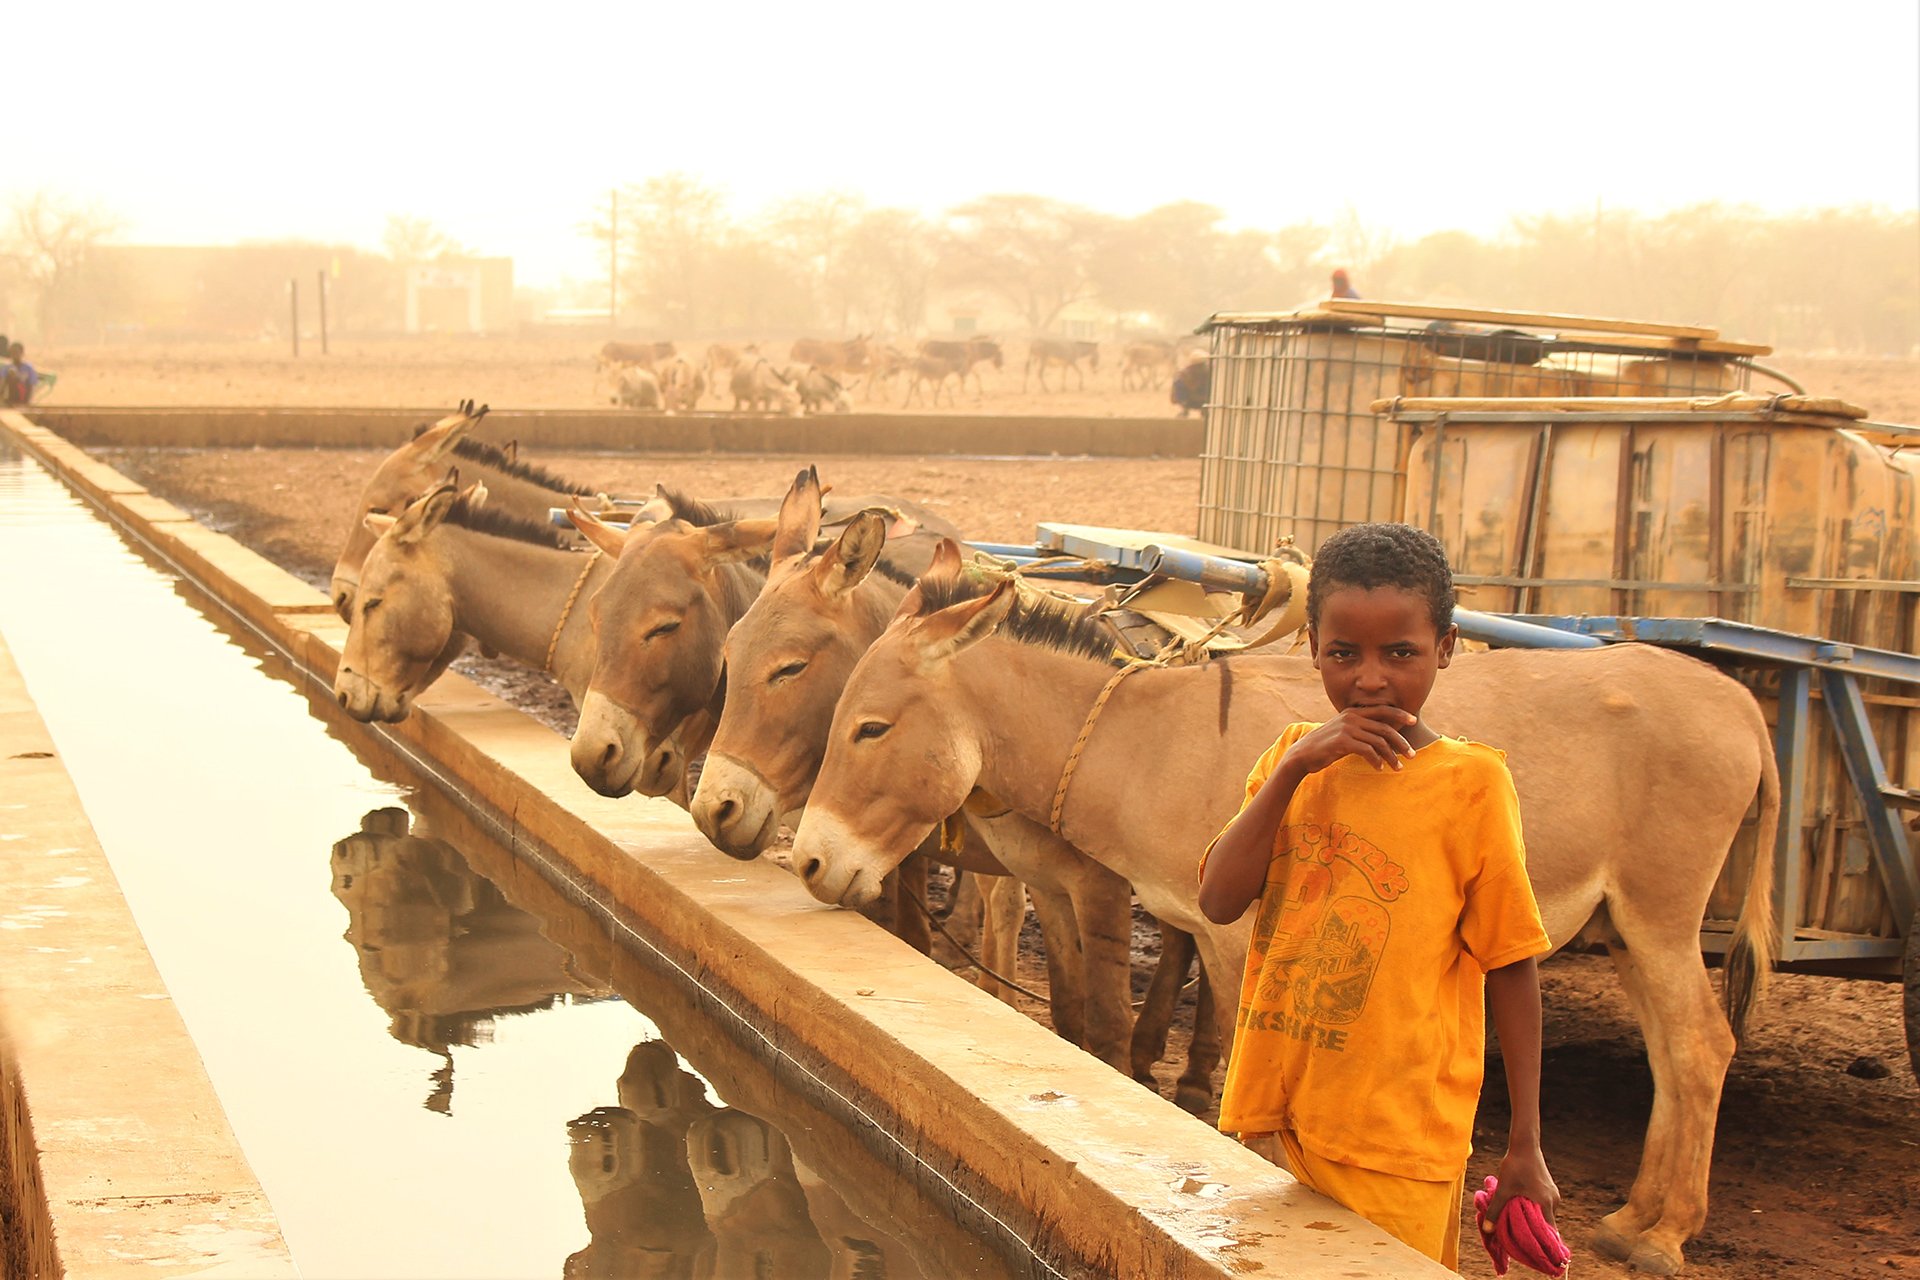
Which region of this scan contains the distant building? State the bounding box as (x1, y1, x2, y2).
(404, 258, 514, 335)
(34, 244, 514, 341)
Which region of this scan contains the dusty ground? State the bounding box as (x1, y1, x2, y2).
(28, 336, 1920, 424)
(90, 438, 1920, 1279)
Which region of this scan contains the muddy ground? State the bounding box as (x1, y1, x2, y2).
(88, 437, 1920, 1279)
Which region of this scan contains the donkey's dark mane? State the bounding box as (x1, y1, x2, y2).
(442, 495, 574, 549)
(914, 570, 1121, 666)
(409, 424, 596, 496)
(656, 488, 738, 528)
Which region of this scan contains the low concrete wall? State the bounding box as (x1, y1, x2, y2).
(29, 407, 1202, 458)
(1, 1022, 57, 1280)
(0, 408, 1442, 1279)
(0, 631, 296, 1278)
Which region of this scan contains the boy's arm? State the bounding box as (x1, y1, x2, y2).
(1198, 707, 1418, 924)
(1198, 752, 1308, 923)
(1485, 956, 1559, 1224)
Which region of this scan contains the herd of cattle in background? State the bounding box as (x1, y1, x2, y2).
(594, 335, 1214, 416)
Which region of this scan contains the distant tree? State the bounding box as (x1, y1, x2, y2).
(4, 192, 124, 338)
(705, 233, 814, 333)
(1331, 204, 1395, 282)
(614, 174, 732, 333)
(763, 190, 867, 331)
(839, 208, 937, 334)
(939, 195, 1113, 332)
(1090, 202, 1302, 331)
(382, 215, 462, 266)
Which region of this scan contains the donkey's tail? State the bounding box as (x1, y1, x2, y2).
(1722, 720, 1780, 1042)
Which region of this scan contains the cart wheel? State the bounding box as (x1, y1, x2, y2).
(1907, 909, 1920, 1080)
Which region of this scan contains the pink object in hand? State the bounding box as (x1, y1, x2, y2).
(1473, 1175, 1571, 1277)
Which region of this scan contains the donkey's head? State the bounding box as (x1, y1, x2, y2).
(791, 542, 1017, 908)
(568, 508, 777, 799)
(332, 402, 486, 619)
(693, 470, 900, 857)
(334, 484, 473, 723)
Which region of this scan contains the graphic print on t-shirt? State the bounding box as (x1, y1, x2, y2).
(1251, 823, 1408, 1029)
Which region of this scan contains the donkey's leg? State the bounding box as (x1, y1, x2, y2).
(975, 874, 1027, 1005)
(1131, 920, 1194, 1089)
(940, 867, 984, 950)
(1173, 968, 1224, 1114)
(1066, 863, 1138, 1073)
(888, 851, 934, 956)
(1595, 936, 1735, 1276)
(1026, 885, 1087, 1047)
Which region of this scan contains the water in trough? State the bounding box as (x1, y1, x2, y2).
(0, 441, 1020, 1279)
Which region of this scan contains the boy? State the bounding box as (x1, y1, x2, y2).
(1197, 522, 1558, 1269)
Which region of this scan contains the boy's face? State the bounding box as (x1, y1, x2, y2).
(1307, 584, 1457, 719)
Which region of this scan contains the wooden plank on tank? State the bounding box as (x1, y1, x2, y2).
(1377, 394, 1871, 419)
(1544, 330, 1773, 356)
(1321, 298, 1720, 340)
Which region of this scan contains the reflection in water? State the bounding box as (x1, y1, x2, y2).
(330, 808, 962, 1277)
(565, 1043, 718, 1277)
(688, 1109, 832, 1278)
(330, 808, 612, 1112)
(567, 1044, 910, 1280)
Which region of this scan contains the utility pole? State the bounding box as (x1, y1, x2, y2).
(609, 187, 619, 333)
(317, 269, 330, 354)
(289, 279, 300, 357)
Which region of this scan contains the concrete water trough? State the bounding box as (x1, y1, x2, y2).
(0, 408, 1442, 1278)
(23, 407, 1203, 459)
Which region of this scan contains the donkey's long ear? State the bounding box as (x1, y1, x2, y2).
(699, 518, 780, 568)
(632, 484, 676, 526)
(891, 538, 962, 621)
(926, 538, 963, 584)
(815, 510, 888, 600)
(911, 580, 1015, 663)
(415, 401, 486, 464)
(390, 484, 458, 545)
(772, 465, 823, 563)
(568, 506, 629, 558)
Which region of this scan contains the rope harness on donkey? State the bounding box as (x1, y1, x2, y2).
(545, 550, 603, 673)
(961, 539, 1316, 841)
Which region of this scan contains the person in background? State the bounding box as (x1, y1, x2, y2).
(1331, 269, 1362, 300)
(1171, 354, 1210, 419)
(4, 342, 38, 406)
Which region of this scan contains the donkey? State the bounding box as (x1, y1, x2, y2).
(330, 401, 618, 620)
(687, 467, 1142, 1072)
(563, 488, 961, 801)
(791, 552, 1779, 1277)
(563, 504, 773, 801)
(334, 484, 615, 723)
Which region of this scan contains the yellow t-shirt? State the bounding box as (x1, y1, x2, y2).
(1200, 722, 1552, 1181)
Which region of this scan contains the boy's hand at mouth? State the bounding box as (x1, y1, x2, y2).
(1287, 705, 1419, 773)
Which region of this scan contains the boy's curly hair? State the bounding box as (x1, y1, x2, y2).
(1307, 522, 1456, 633)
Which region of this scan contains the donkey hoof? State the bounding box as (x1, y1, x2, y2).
(1627, 1241, 1685, 1275)
(1591, 1221, 1639, 1263)
(1173, 1084, 1212, 1115)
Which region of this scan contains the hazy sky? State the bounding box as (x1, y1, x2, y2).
(12, 0, 1917, 287)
